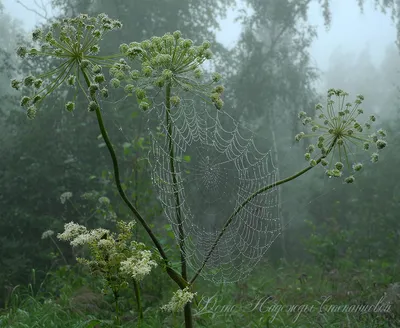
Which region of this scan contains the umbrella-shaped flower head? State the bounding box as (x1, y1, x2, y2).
(295, 88, 387, 183)
(12, 13, 123, 118)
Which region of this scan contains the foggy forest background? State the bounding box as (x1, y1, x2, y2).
(0, 0, 399, 327)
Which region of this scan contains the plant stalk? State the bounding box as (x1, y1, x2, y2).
(165, 82, 188, 280)
(133, 279, 143, 322)
(164, 82, 193, 328)
(80, 68, 187, 289)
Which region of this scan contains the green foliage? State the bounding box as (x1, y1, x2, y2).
(2, 260, 399, 327)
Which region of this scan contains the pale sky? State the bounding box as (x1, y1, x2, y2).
(3, 0, 397, 73)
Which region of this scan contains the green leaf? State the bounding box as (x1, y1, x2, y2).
(183, 155, 191, 162)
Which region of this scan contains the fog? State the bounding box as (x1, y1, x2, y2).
(0, 1, 399, 327)
(4, 0, 396, 78)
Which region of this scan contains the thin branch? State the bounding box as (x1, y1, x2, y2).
(15, 0, 48, 20)
(36, 0, 49, 18)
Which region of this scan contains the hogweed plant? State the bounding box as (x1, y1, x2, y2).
(12, 13, 387, 328)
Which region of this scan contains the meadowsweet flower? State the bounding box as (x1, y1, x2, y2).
(118, 31, 224, 110)
(97, 238, 114, 249)
(11, 13, 123, 119)
(120, 249, 158, 281)
(57, 218, 158, 304)
(295, 89, 388, 183)
(70, 228, 110, 247)
(161, 287, 197, 312)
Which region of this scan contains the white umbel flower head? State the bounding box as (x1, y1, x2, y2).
(57, 222, 87, 242)
(41, 230, 54, 239)
(60, 191, 73, 204)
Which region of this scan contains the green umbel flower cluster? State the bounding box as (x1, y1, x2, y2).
(114, 31, 224, 110)
(11, 13, 123, 118)
(11, 13, 223, 118)
(295, 89, 387, 183)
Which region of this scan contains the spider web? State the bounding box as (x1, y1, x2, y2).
(144, 98, 281, 283)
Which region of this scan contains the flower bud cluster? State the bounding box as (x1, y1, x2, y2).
(12, 13, 123, 118)
(117, 31, 224, 110)
(295, 89, 387, 183)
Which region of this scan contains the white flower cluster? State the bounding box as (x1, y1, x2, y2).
(57, 222, 87, 242)
(57, 221, 109, 246)
(60, 191, 73, 204)
(58, 221, 157, 282)
(161, 287, 197, 313)
(120, 249, 157, 281)
(70, 228, 110, 247)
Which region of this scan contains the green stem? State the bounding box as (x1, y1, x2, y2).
(190, 139, 337, 284)
(164, 82, 193, 328)
(165, 82, 188, 281)
(80, 68, 187, 289)
(184, 303, 193, 328)
(49, 236, 68, 265)
(133, 279, 143, 323)
(113, 289, 120, 325)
